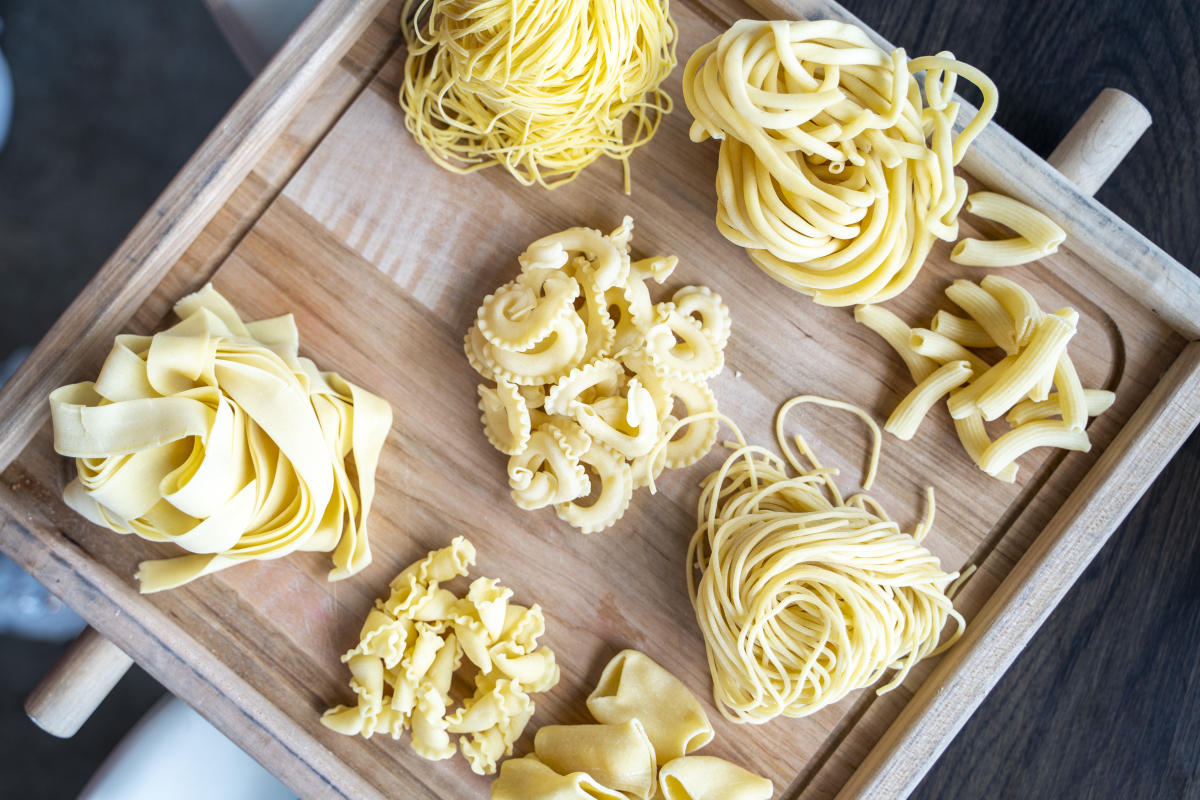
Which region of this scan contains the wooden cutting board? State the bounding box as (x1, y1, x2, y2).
(2, 0, 1199, 797)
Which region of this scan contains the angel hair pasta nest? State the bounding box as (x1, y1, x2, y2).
(464, 216, 732, 533)
(399, 0, 677, 190)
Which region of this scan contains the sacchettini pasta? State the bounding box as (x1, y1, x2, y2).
(856, 276, 1114, 480)
(489, 649, 771, 799)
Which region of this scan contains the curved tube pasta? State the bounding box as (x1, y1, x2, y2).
(587, 650, 713, 763)
(535, 720, 657, 800)
(49, 283, 391, 592)
(657, 756, 773, 800)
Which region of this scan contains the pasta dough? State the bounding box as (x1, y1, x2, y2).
(400, 0, 676, 191)
(466, 218, 731, 533)
(683, 397, 965, 722)
(682, 19, 998, 305)
(855, 276, 1114, 480)
(490, 649, 771, 799)
(322, 537, 559, 775)
(48, 283, 392, 593)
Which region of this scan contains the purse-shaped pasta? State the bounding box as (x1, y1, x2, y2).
(657, 756, 774, 800)
(466, 218, 731, 533)
(322, 538, 558, 775)
(586, 650, 714, 763)
(535, 720, 658, 800)
(490, 756, 627, 800)
(49, 283, 392, 593)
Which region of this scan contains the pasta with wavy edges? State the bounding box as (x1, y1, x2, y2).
(322, 537, 559, 775)
(49, 283, 392, 593)
(466, 217, 731, 533)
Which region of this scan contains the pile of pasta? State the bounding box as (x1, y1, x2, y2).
(400, 0, 676, 190)
(681, 19, 1000, 305)
(47, 284, 392, 593)
(856, 276, 1115, 481)
(492, 649, 772, 800)
(684, 397, 964, 722)
(465, 217, 731, 533)
(322, 537, 559, 775)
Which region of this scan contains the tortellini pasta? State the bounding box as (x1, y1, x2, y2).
(489, 649, 771, 799)
(322, 537, 559, 775)
(47, 283, 392, 592)
(465, 218, 732, 533)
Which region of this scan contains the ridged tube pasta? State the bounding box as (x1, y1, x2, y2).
(952, 191, 1068, 267)
(49, 283, 392, 592)
(885, 360, 974, 441)
(682, 19, 998, 305)
(657, 756, 774, 800)
(400, 0, 677, 190)
(535, 720, 658, 800)
(586, 650, 714, 763)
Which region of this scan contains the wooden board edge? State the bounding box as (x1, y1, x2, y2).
(0, 509, 386, 800)
(832, 339, 1200, 800)
(740, 0, 1200, 341)
(0, 0, 393, 471)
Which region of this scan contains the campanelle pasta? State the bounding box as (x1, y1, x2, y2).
(48, 284, 392, 592)
(466, 218, 730, 533)
(322, 537, 559, 775)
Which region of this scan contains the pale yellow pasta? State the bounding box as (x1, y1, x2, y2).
(975, 310, 1077, 421)
(535, 720, 657, 800)
(49, 283, 392, 592)
(909, 328, 990, 373)
(682, 19, 999, 305)
(951, 191, 1067, 267)
(467, 217, 730, 533)
(953, 413, 1018, 483)
(854, 304, 938, 382)
(400, 0, 676, 191)
(945, 279, 1017, 353)
(322, 538, 558, 775)
(980, 275, 1042, 346)
(1051, 353, 1089, 430)
(490, 757, 627, 800)
(657, 756, 774, 800)
(946, 356, 1016, 420)
(885, 360, 974, 440)
(586, 650, 714, 763)
(978, 420, 1092, 476)
(931, 310, 995, 348)
(1006, 389, 1115, 427)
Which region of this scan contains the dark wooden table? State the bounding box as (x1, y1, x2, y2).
(1, 1, 1197, 797)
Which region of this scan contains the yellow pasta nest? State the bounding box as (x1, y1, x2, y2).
(400, 0, 677, 190)
(492, 649, 772, 800)
(47, 284, 392, 593)
(682, 19, 999, 305)
(465, 217, 732, 533)
(856, 276, 1115, 481)
(683, 397, 965, 722)
(322, 537, 559, 775)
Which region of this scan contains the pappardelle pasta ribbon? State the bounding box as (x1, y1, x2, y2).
(49, 283, 392, 593)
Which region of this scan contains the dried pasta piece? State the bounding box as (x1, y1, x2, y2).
(490, 757, 627, 800)
(49, 283, 392, 592)
(535, 720, 658, 800)
(322, 538, 558, 776)
(951, 192, 1067, 267)
(885, 360, 974, 441)
(586, 650, 713, 763)
(467, 217, 731, 533)
(657, 756, 774, 800)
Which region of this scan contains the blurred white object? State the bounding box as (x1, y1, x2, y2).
(79, 696, 295, 800)
(0, 19, 13, 151)
(203, 0, 320, 74)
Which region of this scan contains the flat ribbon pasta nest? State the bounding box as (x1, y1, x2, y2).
(322, 537, 559, 775)
(465, 216, 732, 533)
(682, 19, 999, 305)
(400, 0, 677, 190)
(684, 397, 965, 722)
(47, 284, 392, 593)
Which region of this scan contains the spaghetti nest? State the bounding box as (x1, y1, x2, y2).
(400, 0, 677, 190)
(681, 397, 965, 723)
(682, 19, 998, 305)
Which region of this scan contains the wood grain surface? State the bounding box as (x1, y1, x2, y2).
(2, 0, 1198, 798)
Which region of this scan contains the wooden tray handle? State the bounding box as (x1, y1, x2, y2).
(25, 626, 134, 738)
(1047, 87, 1150, 197)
